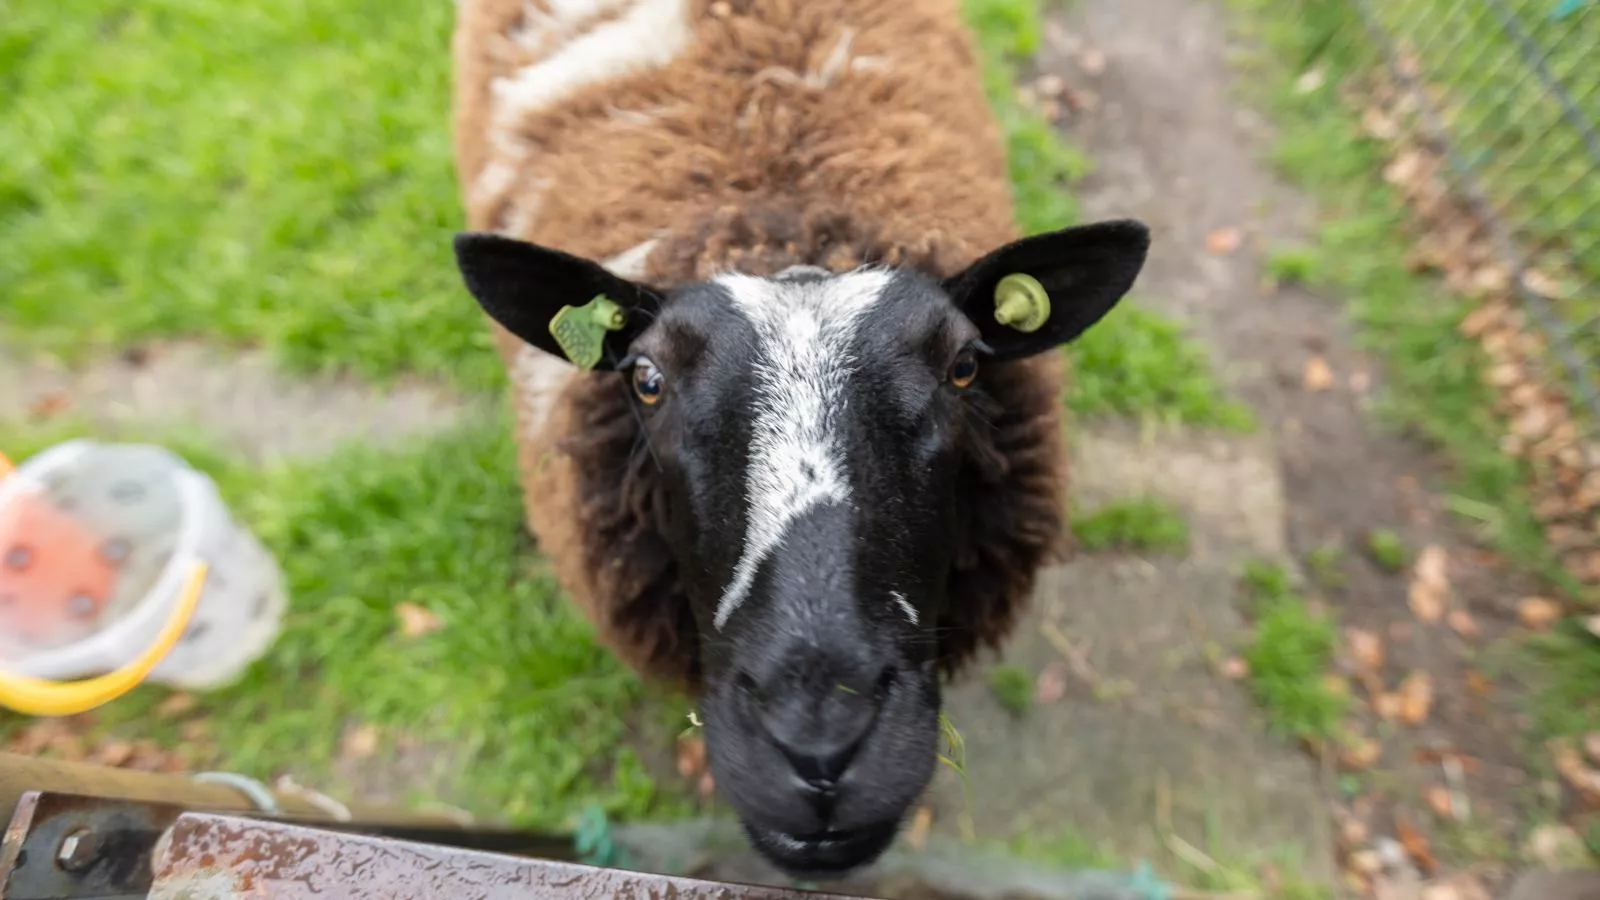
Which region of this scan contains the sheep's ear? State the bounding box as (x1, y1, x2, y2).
(942, 219, 1150, 362)
(453, 232, 658, 371)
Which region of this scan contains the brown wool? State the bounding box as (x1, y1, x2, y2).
(452, 0, 1070, 688)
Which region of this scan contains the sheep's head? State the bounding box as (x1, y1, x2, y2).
(453, 220, 1149, 877)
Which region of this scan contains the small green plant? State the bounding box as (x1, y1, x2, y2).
(1365, 528, 1408, 572)
(1240, 562, 1347, 742)
(987, 664, 1034, 716)
(1067, 306, 1257, 431)
(1072, 497, 1191, 554)
(1306, 541, 1345, 589)
(1265, 246, 1319, 285)
(937, 710, 978, 842)
(1241, 558, 1295, 602)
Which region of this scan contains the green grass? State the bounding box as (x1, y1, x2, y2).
(1358, 0, 1599, 307)
(0, 415, 678, 826)
(963, 0, 1093, 236)
(1264, 246, 1319, 286)
(1521, 624, 1600, 744)
(1239, 562, 1347, 743)
(1072, 497, 1191, 554)
(987, 664, 1035, 716)
(1306, 541, 1346, 589)
(0, 0, 499, 389)
(1066, 306, 1257, 430)
(1364, 527, 1408, 572)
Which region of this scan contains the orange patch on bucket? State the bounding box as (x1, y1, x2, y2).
(0, 491, 118, 649)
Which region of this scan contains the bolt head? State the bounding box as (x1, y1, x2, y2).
(56, 828, 96, 872)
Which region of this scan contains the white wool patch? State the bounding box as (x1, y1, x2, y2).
(482, 0, 692, 233)
(511, 343, 578, 436)
(712, 270, 893, 631)
(891, 591, 918, 626)
(492, 0, 693, 123)
(602, 238, 660, 280)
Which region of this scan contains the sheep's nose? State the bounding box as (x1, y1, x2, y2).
(745, 652, 893, 788)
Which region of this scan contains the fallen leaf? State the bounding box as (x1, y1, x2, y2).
(180, 721, 211, 744)
(1348, 848, 1383, 875)
(906, 806, 934, 852)
(1362, 107, 1401, 141)
(708, 0, 732, 16)
(1521, 268, 1570, 299)
(1395, 810, 1437, 874)
(1375, 692, 1404, 721)
(676, 733, 708, 780)
(395, 602, 444, 638)
(1407, 545, 1449, 623)
(1424, 785, 1453, 819)
(342, 724, 379, 760)
(1303, 355, 1336, 391)
(93, 740, 136, 767)
(1465, 671, 1492, 697)
(1339, 816, 1370, 851)
(28, 391, 71, 421)
(1346, 627, 1385, 674)
(697, 771, 716, 798)
(1341, 738, 1382, 771)
(1524, 823, 1590, 868)
(1446, 609, 1479, 638)
(1375, 836, 1408, 870)
(1549, 738, 1600, 802)
(1295, 68, 1326, 94)
(1034, 73, 1066, 98)
(1423, 873, 1491, 900)
(1076, 47, 1107, 76)
(1220, 656, 1250, 680)
(1517, 596, 1562, 630)
(1585, 614, 1600, 639)
(1035, 661, 1068, 704)
(157, 692, 197, 719)
(1372, 874, 1421, 900)
(1206, 227, 1242, 255)
(1399, 671, 1434, 725)
(1584, 733, 1600, 766)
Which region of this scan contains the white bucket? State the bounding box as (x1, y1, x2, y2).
(0, 439, 287, 692)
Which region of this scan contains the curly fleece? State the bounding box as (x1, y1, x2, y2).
(450, 0, 1071, 687)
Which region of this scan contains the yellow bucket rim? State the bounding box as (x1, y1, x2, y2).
(0, 449, 208, 717)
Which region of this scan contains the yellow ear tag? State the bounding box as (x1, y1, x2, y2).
(549, 294, 628, 371)
(993, 273, 1050, 333)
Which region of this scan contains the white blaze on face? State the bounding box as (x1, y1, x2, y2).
(891, 591, 918, 626)
(712, 270, 893, 631)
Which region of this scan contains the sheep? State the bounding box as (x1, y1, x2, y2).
(448, 0, 1149, 877)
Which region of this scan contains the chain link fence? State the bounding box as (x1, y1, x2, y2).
(1334, 0, 1599, 429)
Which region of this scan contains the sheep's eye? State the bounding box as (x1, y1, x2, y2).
(949, 348, 979, 389)
(632, 358, 665, 405)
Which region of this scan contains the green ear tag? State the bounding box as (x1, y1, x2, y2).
(549, 294, 628, 370)
(993, 272, 1051, 333)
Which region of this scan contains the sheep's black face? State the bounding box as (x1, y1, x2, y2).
(452, 220, 1150, 878)
(623, 266, 974, 875)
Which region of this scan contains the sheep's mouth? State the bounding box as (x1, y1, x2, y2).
(740, 819, 899, 877)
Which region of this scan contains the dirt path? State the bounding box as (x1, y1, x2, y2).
(1022, 0, 1544, 885)
(0, 339, 484, 463)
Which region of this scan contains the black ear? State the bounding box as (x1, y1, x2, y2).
(453, 232, 659, 370)
(941, 219, 1150, 362)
